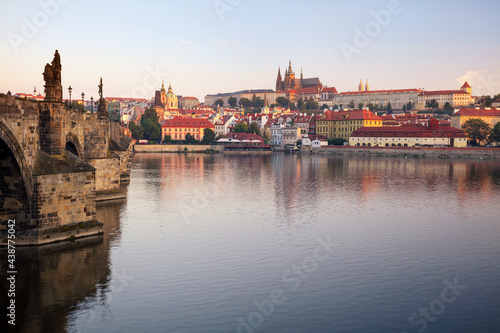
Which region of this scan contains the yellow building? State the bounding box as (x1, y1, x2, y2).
(316, 109, 383, 140)
(349, 118, 467, 147)
(417, 82, 472, 110)
(450, 108, 500, 129)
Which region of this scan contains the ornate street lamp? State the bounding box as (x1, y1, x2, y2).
(81, 92, 85, 111)
(68, 85, 72, 109)
(90, 96, 94, 113)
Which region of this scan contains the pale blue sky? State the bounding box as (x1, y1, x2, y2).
(1, 0, 499, 101)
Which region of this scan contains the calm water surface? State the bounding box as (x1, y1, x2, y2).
(2, 153, 500, 333)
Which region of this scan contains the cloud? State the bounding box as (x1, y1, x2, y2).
(456, 71, 500, 96)
(216, 41, 238, 47)
(180, 40, 193, 45)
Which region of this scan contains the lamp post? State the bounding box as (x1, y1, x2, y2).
(81, 92, 85, 111)
(68, 85, 72, 109)
(90, 97, 94, 113)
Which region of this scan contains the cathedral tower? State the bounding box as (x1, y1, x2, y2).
(276, 67, 283, 91)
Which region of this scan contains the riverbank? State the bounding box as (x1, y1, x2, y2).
(133, 144, 500, 159)
(309, 146, 500, 158)
(134, 144, 223, 153)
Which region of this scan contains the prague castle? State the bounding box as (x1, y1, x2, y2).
(275, 60, 323, 92)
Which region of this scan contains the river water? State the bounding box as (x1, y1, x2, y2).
(2, 153, 500, 333)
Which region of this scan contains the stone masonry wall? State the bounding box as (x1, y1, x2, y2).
(0, 94, 40, 194)
(84, 114, 109, 159)
(33, 170, 96, 228)
(86, 157, 120, 193)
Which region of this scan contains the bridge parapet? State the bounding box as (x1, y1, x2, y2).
(0, 50, 132, 245)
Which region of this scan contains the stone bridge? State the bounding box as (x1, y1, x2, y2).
(0, 50, 132, 245)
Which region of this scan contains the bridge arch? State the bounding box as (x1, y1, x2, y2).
(66, 132, 83, 158)
(0, 121, 33, 224)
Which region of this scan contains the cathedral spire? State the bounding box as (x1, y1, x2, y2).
(365, 80, 369, 91)
(276, 67, 283, 91)
(358, 79, 364, 92)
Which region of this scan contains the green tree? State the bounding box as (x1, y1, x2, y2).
(233, 122, 248, 133)
(402, 105, 407, 112)
(140, 108, 161, 141)
(129, 121, 143, 140)
(228, 97, 237, 108)
(387, 102, 393, 114)
(276, 97, 290, 108)
(358, 103, 364, 110)
(289, 102, 296, 110)
(328, 137, 347, 145)
(462, 118, 491, 145)
(261, 128, 271, 144)
(333, 104, 339, 110)
(215, 99, 224, 107)
(348, 100, 355, 109)
(247, 122, 261, 136)
(297, 98, 304, 109)
(305, 98, 319, 110)
(320, 104, 329, 110)
(489, 121, 500, 144)
(444, 102, 454, 115)
(425, 99, 439, 109)
(203, 128, 216, 144)
(141, 108, 159, 124)
(163, 134, 172, 144)
(251, 95, 264, 108)
(185, 133, 196, 143)
(239, 98, 251, 108)
(407, 102, 413, 111)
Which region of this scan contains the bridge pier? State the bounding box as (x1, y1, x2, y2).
(1, 50, 132, 246)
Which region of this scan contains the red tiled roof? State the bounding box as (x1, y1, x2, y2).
(461, 81, 471, 88)
(161, 116, 214, 128)
(227, 132, 264, 142)
(338, 89, 420, 96)
(322, 87, 338, 94)
(351, 124, 466, 138)
(322, 110, 382, 121)
(454, 108, 500, 117)
(419, 90, 469, 96)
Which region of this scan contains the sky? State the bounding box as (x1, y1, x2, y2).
(1, 0, 500, 102)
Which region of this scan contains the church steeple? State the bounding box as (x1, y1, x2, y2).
(365, 80, 369, 91)
(358, 79, 364, 92)
(276, 67, 283, 91)
(168, 82, 173, 93)
(161, 80, 166, 92)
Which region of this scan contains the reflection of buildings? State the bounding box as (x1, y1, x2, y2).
(0, 198, 125, 332)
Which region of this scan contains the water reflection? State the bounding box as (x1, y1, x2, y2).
(1, 190, 126, 333)
(2, 154, 499, 332)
